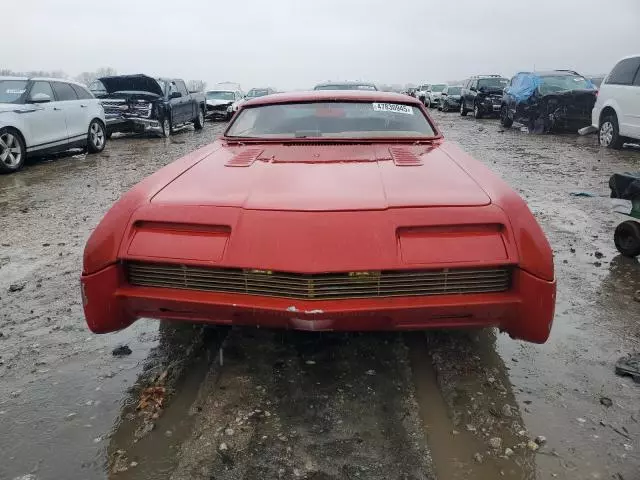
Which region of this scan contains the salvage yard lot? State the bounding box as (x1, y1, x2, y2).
(1, 113, 639, 480)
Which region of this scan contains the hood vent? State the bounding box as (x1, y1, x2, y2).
(389, 147, 423, 166)
(225, 148, 264, 167)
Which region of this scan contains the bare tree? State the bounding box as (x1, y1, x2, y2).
(95, 67, 117, 78)
(75, 67, 117, 86)
(75, 71, 97, 86)
(187, 80, 207, 92)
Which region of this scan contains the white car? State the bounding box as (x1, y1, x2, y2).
(592, 54, 640, 149)
(205, 88, 244, 121)
(415, 84, 430, 105)
(425, 84, 447, 108)
(0, 77, 106, 173)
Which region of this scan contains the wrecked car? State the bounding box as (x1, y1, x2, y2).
(438, 85, 463, 112)
(460, 75, 509, 118)
(500, 70, 597, 132)
(424, 84, 447, 109)
(205, 88, 244, 121)
(90, 75, 206, 137)
(81, 91, 556, 344)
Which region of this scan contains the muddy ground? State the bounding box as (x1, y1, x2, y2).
(1, 112, 639, 480)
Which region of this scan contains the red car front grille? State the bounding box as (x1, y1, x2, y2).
(125, 262, 511, 300)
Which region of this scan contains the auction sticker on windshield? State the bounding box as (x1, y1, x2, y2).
(372, 103, 414, 115)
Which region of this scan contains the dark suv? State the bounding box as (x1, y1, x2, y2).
(460, 75, 509, 118)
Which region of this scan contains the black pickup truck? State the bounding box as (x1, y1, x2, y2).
(90, 74, 206, 137)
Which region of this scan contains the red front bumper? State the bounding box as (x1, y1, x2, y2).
(81, 264, 555, 343)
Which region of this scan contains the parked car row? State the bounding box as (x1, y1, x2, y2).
(205, 86, 278, 120)
(3, 55, 639, 175)
(0, 71, 282, 173)
(413, 56, 640, 149)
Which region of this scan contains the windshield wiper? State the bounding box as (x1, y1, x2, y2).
(294, 130, 322, 138)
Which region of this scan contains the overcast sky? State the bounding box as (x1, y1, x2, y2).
(5, 0, 640, 90)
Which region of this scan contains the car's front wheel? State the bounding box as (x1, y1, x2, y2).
(0, 127, 26, 173)
(599, 114, 625, 149)
(473, 103, 483, 119)
(441, 102, 448, 112)
(500, 105, 513, 128)
(87, 119, 106, 153)
(194, 107, 205, 130)
(162, 116, 172, 138)
(460, 100, 468, 116)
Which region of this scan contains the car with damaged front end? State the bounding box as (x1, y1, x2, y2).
(205, 89, 244, 121)
(460, 75, 509, 118)
(500, 70, 597, 132)
(81, 91, 556, 344)
(90, 75, 206, 137)
(438, 85, 463, 112)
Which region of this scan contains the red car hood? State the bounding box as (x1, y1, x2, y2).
(151, 143, 490, 210)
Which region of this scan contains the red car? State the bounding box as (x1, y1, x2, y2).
(81, 91, 556, 343)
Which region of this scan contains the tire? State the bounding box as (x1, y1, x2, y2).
(194, 107, 205, 130)
(460, 100, 468, 116)
(500, 105, 513, 128)
(106, 131, 113, 140)
(473, 102, 483, 119)
(441, 103, 448, 112)
(162, 115, 172, 138)
(599, 114, 625, 149)
(614, 220, 640, 257)
(425, 97, 431, 108)
(87, 119, 106, 153)
(0, 127, 26, 173)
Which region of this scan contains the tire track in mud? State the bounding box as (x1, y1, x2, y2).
(110, 328, 435, 480)
(108, 326, 539, 480)
(411, 331, 536, 480)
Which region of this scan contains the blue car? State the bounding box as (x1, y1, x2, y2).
(500, 70, 597, 133)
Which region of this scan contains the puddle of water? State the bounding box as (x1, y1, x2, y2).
(0, 322, 159, 480)
(411, 330, 536, 480)
(106, 325, 227, 479)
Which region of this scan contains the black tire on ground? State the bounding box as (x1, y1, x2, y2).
(599, 114, 625, 149)
(0, 127, 26, 173)
(162, 115, 172, 138)
(473, 102, 483, 119)
(441, 103, 448, 112)
(500, 105, 513, 128)
(106, 131, 113, 140)
(614, 220, 640, 257)
(87, 119, 106, 154)
(460, 100, 468, 116)
(194, 107, 205, 130)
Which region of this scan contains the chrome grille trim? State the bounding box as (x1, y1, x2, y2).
(126, 262, 511, 300)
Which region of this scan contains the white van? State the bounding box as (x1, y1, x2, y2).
(592, 55, 640, 149)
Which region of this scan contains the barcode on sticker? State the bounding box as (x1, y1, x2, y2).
(372, 103, 414, 115)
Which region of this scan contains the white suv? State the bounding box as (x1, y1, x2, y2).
(0, 77, 107, 173)
(592, 55, 640, 149)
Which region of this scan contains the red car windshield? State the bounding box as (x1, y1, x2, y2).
(226, 101, 436, 139)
